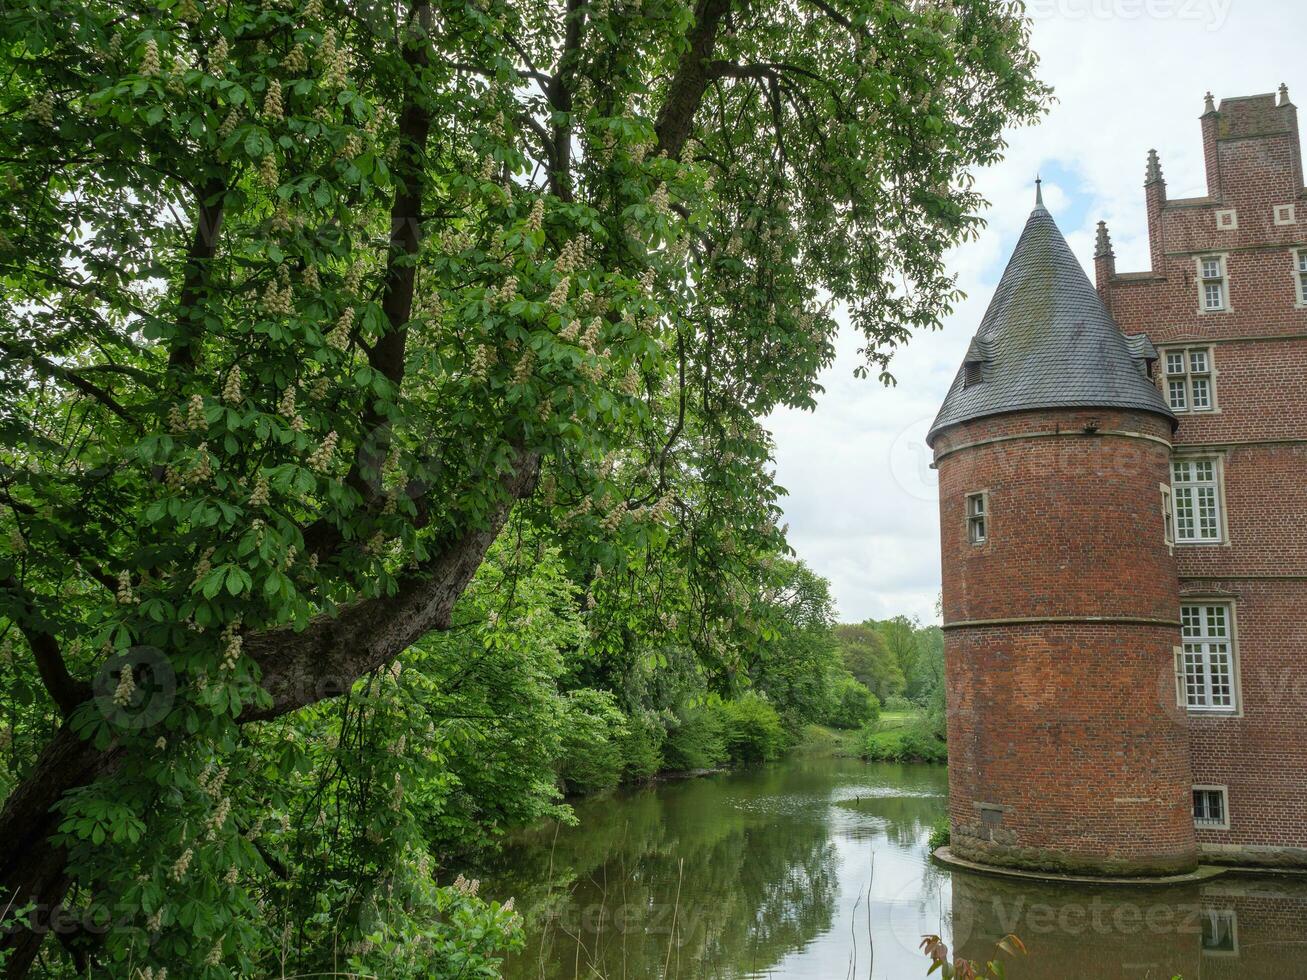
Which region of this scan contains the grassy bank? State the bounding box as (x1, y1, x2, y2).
(795, 723, 865, 758)
(859, 710, 948, 764)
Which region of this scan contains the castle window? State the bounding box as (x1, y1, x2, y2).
(1171, 458, 1223, 542)
(1160, 485, 1174, 547)
(1192, 786, 1229, 829)
(1215, 208, 1237, 231)
(965, 492, 987, 545)
(1274, 204, 1296, 226)
(1296, 249, 1307, 306)
(1198, 255, 1227, 312)
(1163, 346, 1215, 413)
(1179, 604, 1237, 712)
(964, 361, 983, 387)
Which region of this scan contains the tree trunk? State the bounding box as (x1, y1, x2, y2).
(0, 729, 123, 978)
(0, 451, 538, 975)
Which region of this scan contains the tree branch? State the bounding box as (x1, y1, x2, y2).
(545, 0, 585, 202)
(654, 0, 733, 158)
(168, 176, 226, 371)
(0, 341, 139, 429)
(243, 451, 540, 721)
(0, 577, 90, 717)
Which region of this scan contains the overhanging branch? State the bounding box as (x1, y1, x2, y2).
(1, 577, 90, 716)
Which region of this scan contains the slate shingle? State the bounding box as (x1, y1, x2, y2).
(927, 199, 1176, 446)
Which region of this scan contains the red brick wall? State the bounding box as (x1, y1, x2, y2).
(1185, 577, 1307, 867)
(1098, 93, 1307, 868)
(933, 407, 1198, 875)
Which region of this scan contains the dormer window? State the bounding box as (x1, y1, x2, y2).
(964, 361, 983, 387)
(1198, 255, 1227, 312)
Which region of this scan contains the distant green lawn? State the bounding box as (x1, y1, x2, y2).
(877, 710, 915, 730)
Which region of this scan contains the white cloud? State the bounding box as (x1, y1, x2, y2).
(769, 4, 1306, 623)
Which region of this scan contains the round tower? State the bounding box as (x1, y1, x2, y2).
(927, 189, 1197, 876)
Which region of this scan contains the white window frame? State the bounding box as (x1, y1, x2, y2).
(1197, 254, 1228, 313)
(1295, 249, 1307, 309)
(1170, 457, 1226, 544)
(1192, 784, 1230, 830)
(1176, 602, 1239, 714)
(1162, 346, 1216, 413)
(1160, 484, 1174, 547)
(965, 491, 988, 545)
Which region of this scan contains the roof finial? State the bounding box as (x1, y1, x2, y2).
(1034, 174, 1044, 209)
(1094, 220, 1113, 259)
(1145, 148, 1164, 185)
(1280, 82, 1291, 107)
(1204, 91, 1216, 114)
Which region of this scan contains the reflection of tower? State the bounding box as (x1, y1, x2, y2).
(926, 187, 1198, 876)
(950, 869, 1307, 978)
(948, 872, 1203, 980)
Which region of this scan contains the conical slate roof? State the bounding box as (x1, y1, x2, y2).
(927, 191, 1175, 445)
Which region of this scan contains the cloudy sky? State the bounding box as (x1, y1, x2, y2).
(767, 0, 1307, 624)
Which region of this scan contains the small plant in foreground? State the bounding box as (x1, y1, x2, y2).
(928, 816, 951, 851)
(920, 932, 1025, 979)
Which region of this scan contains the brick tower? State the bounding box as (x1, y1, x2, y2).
(927, 184, 1200, 876)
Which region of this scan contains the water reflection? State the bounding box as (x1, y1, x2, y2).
(953, 873, 1307, 980)
(478, 756, 1307, 979)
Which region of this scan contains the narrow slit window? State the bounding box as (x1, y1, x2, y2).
(1296, 250, 1307, 305)
(966, 492, 987, 545)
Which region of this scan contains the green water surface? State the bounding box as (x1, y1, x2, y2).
(480, 755, 1307, 979)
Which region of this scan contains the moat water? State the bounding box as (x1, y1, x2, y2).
(481, 754, 1307, 979)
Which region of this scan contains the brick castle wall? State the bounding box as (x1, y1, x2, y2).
(1098, 88, 1307, 868)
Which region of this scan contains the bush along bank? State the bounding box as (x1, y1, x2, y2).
(859, 712, 948, 764)
(557, 687, 871, 795)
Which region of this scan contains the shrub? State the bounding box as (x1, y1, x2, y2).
(715, 694, 787, 764)
(826, 674, 879, 730)
(662, 706, 728, 771)
(860, 720, 948, 764)
(558, 689, 628, 794)
(884, 694, 916, 713)
(617, 711, 665, 782)
(928, 816, 950, 851)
